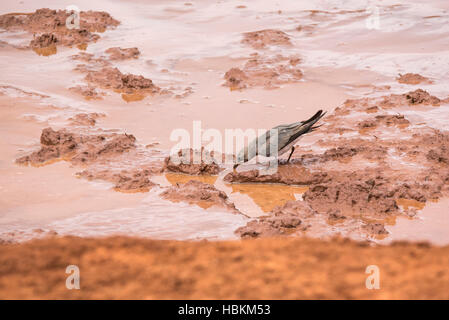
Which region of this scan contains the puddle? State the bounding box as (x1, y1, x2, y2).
(164, 172, 218, 186)
(396, 198, 426, 211)
(380, 198, 449, 246)
(226, 183, 308, 213)
(153, 172, 308, 218)
(121, 92, 146, 102)
(32, 45, 57, 56)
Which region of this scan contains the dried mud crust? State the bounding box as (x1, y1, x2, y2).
(163, 148, 222, 175)
(228, 89, 449, 240)
(160, 180, 240, 213)
(2, 236, 449, 299)
(241, 29, 292, 49)
(224, 53, 303, 89)
(0, 9, 119, 48)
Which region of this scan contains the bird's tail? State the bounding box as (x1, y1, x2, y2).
(293, 110, 326, 135)
(301, 109, 326, 126)
(282, 109, 326, 147)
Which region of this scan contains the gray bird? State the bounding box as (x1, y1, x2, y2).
(233, 110, 325, 170)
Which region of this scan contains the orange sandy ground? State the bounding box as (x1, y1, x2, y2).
(1, 236, 449, 299)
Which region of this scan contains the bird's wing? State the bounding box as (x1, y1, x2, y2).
(237, 110, 326, 160)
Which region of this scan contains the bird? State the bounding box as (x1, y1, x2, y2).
(233, 109, 326, 171)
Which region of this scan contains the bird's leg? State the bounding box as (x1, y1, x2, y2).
(287, 146, 295, 163)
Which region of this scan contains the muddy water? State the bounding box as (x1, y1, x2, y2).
(1, 0, 449, 243)
(380, 199, 449, 246)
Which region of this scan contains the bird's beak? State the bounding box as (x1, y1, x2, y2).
(233, 163, 239, 173)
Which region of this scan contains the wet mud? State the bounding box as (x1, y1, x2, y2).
(163, 148, 222, 175)
(71, 51, 166, 101)
(161, 180, 240, 213)
(397, 73, 433, 85)
(227, 89, 449, 240)
(224, 53, 303, 90)
(77, 168, 156, 193)
(16, 127, 137, 166)
(241, 29, 292, 49)
(105, 47, 140, 60)
(2, 3, 449, 248)
(0, 9, 119, 50)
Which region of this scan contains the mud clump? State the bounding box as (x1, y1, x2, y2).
(427, 148, 449, 164)
(105, 47, 140, 60)
(164, 148, 222, 175)
(404, 89, 441, 105)
(343, 89, 445, 111)
(71, 133, 136, 165)
(236, 201, 311, 238)
(358, 114, 410, 130)
(224, 163, 327, 185)
(327, 209, 347, 223)
(160, 180, 239, 212)
(224, 68, 248, 90)
(301, 169, 437, 217)
(71, 54, 161, 99)
(68, 113, 104, 126)
(236, 197, 394, 240)
(85, 67, 160, 94)
(121, 74, 156, 90)
(242, 29, 292, 49)
(71, 51, 169, 100)
(30, 33, 58, 48)
(397, 73, 432, 85)
(71, 52, 111, 67)
(303, 174, 399, 216)
(363, 223, 389, 236)
(16, 127, 136, 166)
(69, 85, 103, 100)
(378, 89, 442, 108)
(224, 54, 303, 89)
(77, 168, 156, 192)
(0, 9, 119, 48)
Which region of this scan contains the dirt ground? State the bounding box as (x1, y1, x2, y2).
(1, 236, 449, 300)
